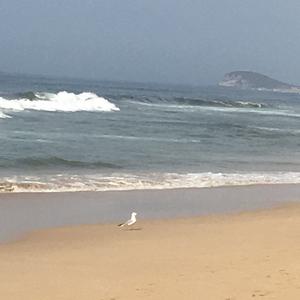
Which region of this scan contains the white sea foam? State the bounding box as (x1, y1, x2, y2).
(197, 106, 300, 118)
(250, 126, 300, 134)
(235, 101, 263, 108)
(0, 91, 119, 114)
(128, 100, 300, 118)
(127, 100, 197, 110)
(0, 111, 11, 118)
(1, 172, 300, 193)
(90, 134, 202, 143)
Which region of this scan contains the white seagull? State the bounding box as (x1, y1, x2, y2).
(118, 212, 137, 227)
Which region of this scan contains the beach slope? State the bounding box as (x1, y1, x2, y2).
(0, 203, 300, 299)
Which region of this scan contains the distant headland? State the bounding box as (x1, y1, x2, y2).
(219, 71, 300, 93)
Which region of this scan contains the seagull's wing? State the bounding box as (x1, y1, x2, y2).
(127, 219, 136, 226)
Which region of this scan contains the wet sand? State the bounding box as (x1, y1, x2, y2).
(0, 184, 300, 241)
(0, 202, 300, 299)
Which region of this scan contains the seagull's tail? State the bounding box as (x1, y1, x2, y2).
(118, 223, 125, 227)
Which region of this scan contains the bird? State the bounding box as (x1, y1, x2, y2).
(118, 212, 137, 227)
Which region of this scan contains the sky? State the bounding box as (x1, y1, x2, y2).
(0, 0, 300, 85)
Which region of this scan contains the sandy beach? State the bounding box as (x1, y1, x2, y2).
(1, 184, 300, 242)
(2, 2, 300, 299)
(0, 195, 300, 299)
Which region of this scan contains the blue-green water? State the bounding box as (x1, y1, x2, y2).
(1, 73, 300, 192)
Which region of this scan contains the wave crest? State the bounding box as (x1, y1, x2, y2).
(0, 91, 119, 117)
(173, 97, 267, 108)
(0, 111, 11, 119)
(125, 96, 267, 110)
(0, 156, 121, 170)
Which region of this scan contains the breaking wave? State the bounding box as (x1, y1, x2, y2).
(173, 97, 267, 108)
(124, 96, 300, 118)
(0, 111, 11, 119)
(128, 96, 267, 109)
(0, 91, 119, 117)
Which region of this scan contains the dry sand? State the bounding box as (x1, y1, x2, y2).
(0, 203, 300, 299)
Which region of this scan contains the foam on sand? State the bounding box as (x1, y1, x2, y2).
(1, 171, 300, 193)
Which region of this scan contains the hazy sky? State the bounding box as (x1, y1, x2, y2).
(1, 0, 300, 85)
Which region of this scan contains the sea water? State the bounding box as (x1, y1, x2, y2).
(0, 73, 300, 192)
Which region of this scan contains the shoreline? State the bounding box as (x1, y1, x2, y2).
(1, 181, 300, 194)
(0, 183, 300, 242)
(1, 171, 300, 193)
(1, 202, 300, 299)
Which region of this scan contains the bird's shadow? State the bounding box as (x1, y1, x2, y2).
(124, 227, 142, 231)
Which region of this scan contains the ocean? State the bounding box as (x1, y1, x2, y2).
(0, 73, 300, 193)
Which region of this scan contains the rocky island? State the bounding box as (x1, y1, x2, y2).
(219, 71, 300, 93)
